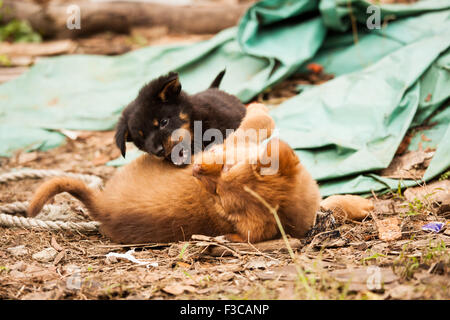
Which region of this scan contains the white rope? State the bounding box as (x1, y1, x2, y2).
(0, 169, 103, 188)
(0, 169, 102, 232)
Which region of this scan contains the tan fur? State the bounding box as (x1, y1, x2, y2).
(193, 103, 321, 242)
(225, 103, 275, 148)
(193, 103, 275, 171)
(179, 112, 189, 120)
(195, 139, 321, 243)
(320, 195, 374, 221)
(28, 157, 234, 244)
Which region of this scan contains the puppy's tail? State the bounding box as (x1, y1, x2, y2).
(27, 177, 102, 220)
(209, 69, 226, 88)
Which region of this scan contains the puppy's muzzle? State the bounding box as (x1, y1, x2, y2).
(153, 145, 165, 157)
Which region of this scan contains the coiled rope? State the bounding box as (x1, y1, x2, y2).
(0, 169, 102, 232)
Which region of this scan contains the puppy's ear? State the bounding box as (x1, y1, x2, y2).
(115, 116, 131, 158)
(158, 73, 181, 102)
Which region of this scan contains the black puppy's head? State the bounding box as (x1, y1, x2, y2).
(115, 72, 192, 161)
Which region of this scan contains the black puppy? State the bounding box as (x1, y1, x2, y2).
(115, 70, 246, 165)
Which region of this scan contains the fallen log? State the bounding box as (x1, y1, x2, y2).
(0, 40, 76, 57)
(0, 0, 250, 39)
(0, 67, 29, 83)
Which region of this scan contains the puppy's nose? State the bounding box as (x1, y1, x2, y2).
(154, 145, 164, 157)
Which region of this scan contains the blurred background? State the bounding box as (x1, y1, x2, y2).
(0, 0, 449, 301)
(0, 0, 256, 82)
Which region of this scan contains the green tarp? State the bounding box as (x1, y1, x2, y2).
(0, 0, 449, 196)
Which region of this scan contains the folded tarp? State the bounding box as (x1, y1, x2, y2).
(0, 0, 449, 197)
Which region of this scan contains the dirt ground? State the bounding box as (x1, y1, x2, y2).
(0, 28, 449, 300)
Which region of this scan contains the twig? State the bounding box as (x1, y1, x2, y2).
(98, 243, 169, 249)
(371, 190, 379, 201)
(346, 0, 359, 44)
(245, 241, 280, 262)
(196, 241, 242, 259)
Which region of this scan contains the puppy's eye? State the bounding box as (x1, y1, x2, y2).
(160, 118, 169, 129)
(138, 130, 144, 137)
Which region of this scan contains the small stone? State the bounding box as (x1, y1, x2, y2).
(21, 291, 55, 300)
(162, 284, 196, 296)
(7, 245, 28, 257)
(105, 255, 118, 264)
(9, 270, 26, 279)
(376, 218, 402, 241)
(389, 285, 418, 300)
(218, 272, 235, 281)
(9, 261, 27, 271)
(245, 258, 268, 270)
(32, 248, 58, 262)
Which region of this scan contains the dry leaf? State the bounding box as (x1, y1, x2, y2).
(53, 250, 66, 265)
(176, 261, 191, 269)
(376, 218, 402, 241)
(306, 63, 324, 74)
(51, 236, 64, 252)
(17, 151, 38, 164)
(396, 134, 412, 155)
(381, 150, 434, 179)
(404, 180, 450, 204)
(162, 284, 196, 295)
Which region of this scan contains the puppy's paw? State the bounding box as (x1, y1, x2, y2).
(321, 195, 374, 222)
(224, 233, 247, 243)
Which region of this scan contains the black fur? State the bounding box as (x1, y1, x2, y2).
(115, 70, 246, 164)
(209, 69, 226, 88)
